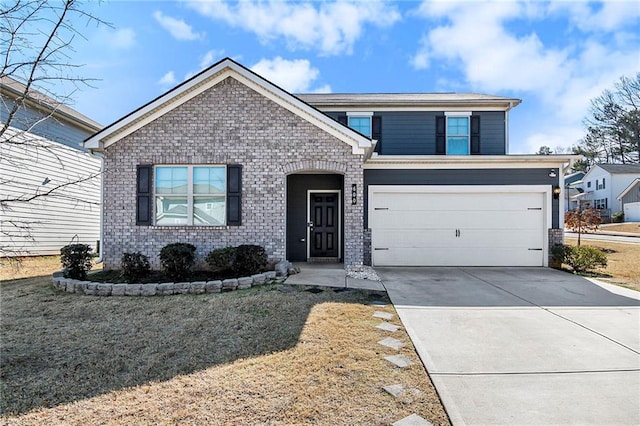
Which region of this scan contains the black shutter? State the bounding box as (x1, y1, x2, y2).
(227, 164, 242, 226)
(136, 165, 152, 226)
(337, 115, 348, 125)
(372, 115, 382, 154)
(470, 115, 481, 154)
(435, 115, 446, 155)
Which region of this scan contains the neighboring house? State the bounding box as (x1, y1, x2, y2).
(0, 76, 102, 256)
(573, 164, 640, 217)
(618, 179, 640, 222)
(84, 58, 577, 269)
(564, 171, 585, 212)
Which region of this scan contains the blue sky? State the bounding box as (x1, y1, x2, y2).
(65, 0, 640, 154)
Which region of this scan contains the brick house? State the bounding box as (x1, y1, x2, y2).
(85, 58, 578, 269)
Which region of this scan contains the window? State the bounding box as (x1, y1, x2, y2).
(587, 181, 591, 188)
(445, 112, 471, 155)
(155, 165, 226, 226)
(594, 198, 608, 209)
(347, 112, 373, 137)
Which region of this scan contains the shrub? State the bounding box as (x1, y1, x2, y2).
(120, 252, 150, 283)
(553, 244, 607, 273)
(232, 244, 267, 276)
(159, 243, 196, 280)
(612, 211, 624, 223)
(206, 247, 236, 275)
(60, 244, 93, 279)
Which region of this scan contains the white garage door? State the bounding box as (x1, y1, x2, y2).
(370, 188, 547, 267)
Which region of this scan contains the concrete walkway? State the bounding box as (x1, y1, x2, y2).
(285, 262, 385, 291)
(379, 267, 640, 425)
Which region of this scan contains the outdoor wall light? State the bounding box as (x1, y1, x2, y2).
(548, 169, 557, 178)
(553, 186, 561, 199)
(351, 184, 357, 205)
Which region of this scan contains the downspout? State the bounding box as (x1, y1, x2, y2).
(88, 149, 104, 264)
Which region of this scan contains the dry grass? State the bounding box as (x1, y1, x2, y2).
(600, 223, 640, 234)
(565, 237, 640, 291)
(0, 256, 102, 282)
(0, 277, 449, 425)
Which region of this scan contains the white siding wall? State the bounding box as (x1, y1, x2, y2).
(580, 167, 639, 214)
(0, 128, 101, 255)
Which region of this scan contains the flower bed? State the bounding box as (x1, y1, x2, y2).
(51, 271, 283, 296)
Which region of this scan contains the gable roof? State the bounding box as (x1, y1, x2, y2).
(617, 178, 640, 200)
(297, 93, 521, 111)
(84, 58, 373, 155)
(1, 76, 102, 133)
(596, 164, 640, 174)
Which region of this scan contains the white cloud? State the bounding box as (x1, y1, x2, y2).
(551, 0, 640, 32)
(409, 0, 640, 152)
(158, 71, 177, 86)
(188, 0, 401, 55)
(250, 57, 331, 93)
(153, 11, 204, 41)
(111, 28, 136, 49)
(200, 49, 225, 69)
(94, 27, 136, 50)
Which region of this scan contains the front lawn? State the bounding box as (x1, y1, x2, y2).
(0, 276, 449, 425)
(564, 238, 640, 291)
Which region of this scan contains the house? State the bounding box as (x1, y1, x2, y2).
(0, 76, 102, 256)
(563, 171, 585, 212)
(84, 58, 578, 269)
(618, 179, 640, 221)
(573, 164, 640, 217)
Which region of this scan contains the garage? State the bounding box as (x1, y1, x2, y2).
(369, 185, 550, 267)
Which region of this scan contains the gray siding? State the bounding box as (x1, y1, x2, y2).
(322, 110, 505, 155)
(364, 168, 560, 228)
(0, 129, 101, 255)
(0, 98, 92, 150)
(621, 182, 640, 204)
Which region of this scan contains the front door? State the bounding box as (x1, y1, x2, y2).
(309, 192, 339, 259)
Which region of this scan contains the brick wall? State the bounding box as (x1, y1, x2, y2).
(103, 77, 364, 269)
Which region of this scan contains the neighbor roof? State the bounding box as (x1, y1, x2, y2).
(0, 76, 102, 132)
(297, 93, 521, 110)
(597, 164, 640, 174)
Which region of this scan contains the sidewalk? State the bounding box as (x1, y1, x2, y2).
(285, 262, 385, 291)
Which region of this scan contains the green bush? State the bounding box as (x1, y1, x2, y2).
(206, 247, 236, 275)
(553, 244, 607, 273)
(60, 244, 93, 279)
(612, 211, 624, 223)
(232, 244, 267, 276)
(551, 244, 569, 265)
(120, 252, 150, 283)
(159, 243, 196, 280)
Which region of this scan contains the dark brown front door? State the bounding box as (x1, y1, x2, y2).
(309, 192, 339, 258)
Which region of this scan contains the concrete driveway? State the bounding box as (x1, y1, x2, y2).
(378, 267, 640, 425)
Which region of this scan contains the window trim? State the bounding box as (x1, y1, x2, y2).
(444, 111, 471, 155)
(347, 111, 373, 137)
(154, 165, 227, 227)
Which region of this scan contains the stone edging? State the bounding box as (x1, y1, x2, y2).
(51, 271, 285, 297)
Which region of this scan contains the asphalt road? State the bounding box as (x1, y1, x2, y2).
(565, 232, 640, 244)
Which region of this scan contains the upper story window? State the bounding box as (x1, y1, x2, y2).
(587, 181, 591, 188)
(437, 112, 478, 155)
(597, 178, 605, 190)
(446, 113, 471, 155)
(347, 112, 373, 137)
(155, 165, 226, 226)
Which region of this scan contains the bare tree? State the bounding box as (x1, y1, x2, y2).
(1, 0, 108, 257)
(576, 73, 640, 165)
